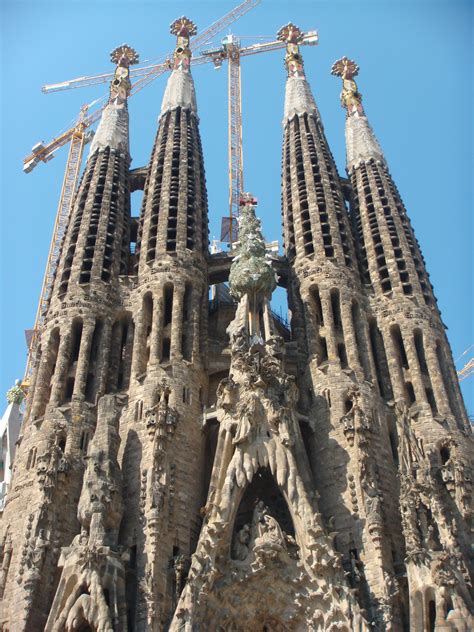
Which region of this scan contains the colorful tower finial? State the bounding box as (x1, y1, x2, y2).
(170, 16, 197, 71)
(6, 379, 25, 405)
(109, 44, 139, 102)
(229, 194, 276, 342)
(331, 56, 364, 116)
(277, 23, 305, 78)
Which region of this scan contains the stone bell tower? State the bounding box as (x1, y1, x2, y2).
(0, 43, 139, 632)
(119, 16, 210, 630)
(331, 56, 473, 630)
(279, 25, 407, 629)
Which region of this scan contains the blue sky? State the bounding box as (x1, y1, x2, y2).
(1, 0, 472, 414)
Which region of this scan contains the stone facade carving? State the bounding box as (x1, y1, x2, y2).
(1, 17, 472, 632)
(168, 197, 370, 631)
(340, 386, 373, 446)
(44, 394, 128, 632)
(395, 402, 474, 629)
(0, 529, 13, 599)
(36, 424, 70, 503)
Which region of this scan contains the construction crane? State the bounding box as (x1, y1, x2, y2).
(40, 0, 261, 96)
(200, 27, 318, 243)
(22, 106, 94, 389)
(25, 0, 261, 171)
(458, 358, 474, 382)
(456, 345, 474, 382)
(21, 0, 261, 390)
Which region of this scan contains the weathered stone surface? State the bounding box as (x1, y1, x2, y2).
(0, 22, 472, 632)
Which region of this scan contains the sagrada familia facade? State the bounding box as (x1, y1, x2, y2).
(0, 16, 472, 632)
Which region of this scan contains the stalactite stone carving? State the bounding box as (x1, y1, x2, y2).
(395, 401, 474, 628)
(77, 394, 125, 536)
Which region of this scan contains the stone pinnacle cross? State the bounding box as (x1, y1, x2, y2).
(109, 44, 139, 102)
(331, 56, 364, 116)
(170, 16, 197, 70)
(277, 23, 306, 78)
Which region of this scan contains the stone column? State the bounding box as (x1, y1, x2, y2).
(72, 319, 96, 400)
(402, 330, 428, 406)
(107, 323, 122, 393)
(320, 290, 339, 366)
(150, 291, 164, 364)
(380, 327, 405, 402)
(340, 295, 362, 377)
(131, 307, 147, 378)
(439, 339, 470, 429)
(170, 286, 185, 361)
(96, 320, 113, 397)
(50, 329, 72, 405)
(301, 297, 319, 360)
(31, 332, 59, 419)
(363, 322, 379, 388)
(424, 338, 450, 417)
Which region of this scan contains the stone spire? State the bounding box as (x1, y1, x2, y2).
(332, 57, 470, 427)
(278, 23, 320, 122)
(331, 57, 384, 173)
(332, 56, 438, 303)
(160, 17, 198, 117)
(51, 44, 138, 299)
(89, 44, 139, 157)
(136, 16, 208, 265)
(279, 25, 355, 267)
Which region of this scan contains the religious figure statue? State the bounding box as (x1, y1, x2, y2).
(361, 477, 382, 523)
(252, 501, 286, 552)
(232, 524, 251, 561)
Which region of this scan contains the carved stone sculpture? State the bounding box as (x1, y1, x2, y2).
(44, 394, 128, 632)
(168, 196, 370, 631)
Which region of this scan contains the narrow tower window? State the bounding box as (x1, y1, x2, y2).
(391, 325, 409, 370)
(166, 109, 182, 253)
(182, 284, 193, 362)
(64, 319, 83, 402)
(330, 289, 342, 332)
(85, 320, 103, 402)
(368, 320, 392, 398)
(351, 301, 371, 380)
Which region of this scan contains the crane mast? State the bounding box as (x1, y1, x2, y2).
(226, 36, 244, 242)
(23, 107, 89, 388)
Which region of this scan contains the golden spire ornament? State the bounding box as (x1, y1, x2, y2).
(331, 56, 364, 116)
